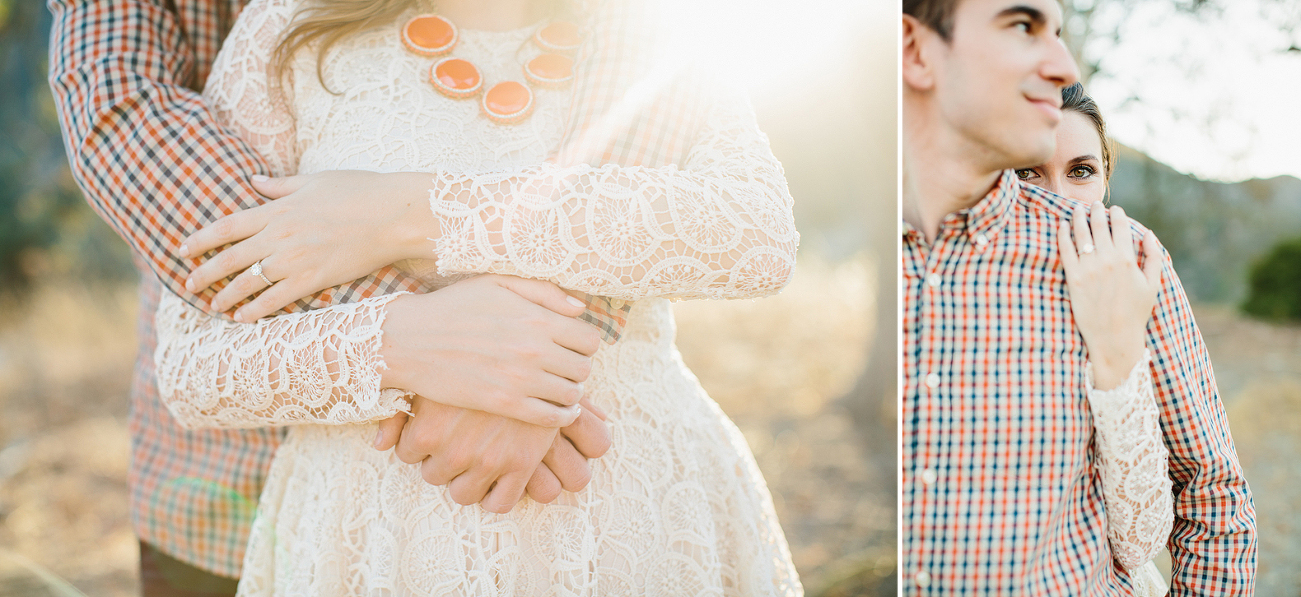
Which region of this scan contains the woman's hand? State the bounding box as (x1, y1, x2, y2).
(180, 171, 438, 321)
(1057, 202, 1163, 390)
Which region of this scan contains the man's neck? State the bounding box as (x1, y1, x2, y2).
(902, 105, 1006, 245)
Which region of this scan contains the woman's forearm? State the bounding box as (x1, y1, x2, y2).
(154, 289, 413, 429)
(426, 94, 798, 301)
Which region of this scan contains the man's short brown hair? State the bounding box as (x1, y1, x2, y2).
(904, 0, 959, 40)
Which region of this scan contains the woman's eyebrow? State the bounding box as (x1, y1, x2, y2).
(1068, 154, 1100, 165)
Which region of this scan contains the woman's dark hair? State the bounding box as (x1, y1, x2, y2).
(1061, 82, 1115, 180)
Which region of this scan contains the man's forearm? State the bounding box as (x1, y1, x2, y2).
(1145, 248, 1258, 594)
(47, 0, 423, 317)
(48, 0, 267, 302)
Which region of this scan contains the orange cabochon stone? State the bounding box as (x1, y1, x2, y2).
(524, 53, 574, 87)
(482, 81, 534, 124)
(534, 21, 582, 53)
(403, 14, 457, 56)
(430, 57, 482, 98)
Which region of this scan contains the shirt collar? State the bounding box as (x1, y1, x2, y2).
(901, 169, 1021, 246)
(960, 169, 1020, 244)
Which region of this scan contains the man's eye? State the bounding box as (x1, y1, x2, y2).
(1013, 21, 1032, 34)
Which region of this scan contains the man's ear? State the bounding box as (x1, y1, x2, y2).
(902, 15, 937, 93)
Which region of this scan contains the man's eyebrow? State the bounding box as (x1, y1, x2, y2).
(994, 5, 1048, 26)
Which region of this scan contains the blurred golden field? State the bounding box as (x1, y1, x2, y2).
(0, 256, 893, 596)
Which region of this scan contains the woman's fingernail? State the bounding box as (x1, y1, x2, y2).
(233, 310, 245, 323)
(185, 278, 195, 293)
(178, 244, 190, 258)
(373, 428, 383, 448)
(252, 174, 269, 182)
(566, 296, 584, 308)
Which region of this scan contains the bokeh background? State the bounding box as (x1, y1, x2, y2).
(0, 0, 896, 595)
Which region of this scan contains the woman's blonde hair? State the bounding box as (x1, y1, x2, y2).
(272, 0, 571, 93)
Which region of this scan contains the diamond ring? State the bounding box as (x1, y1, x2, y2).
(1080, 243, 1095, 255)
(249, 260, 273, 286)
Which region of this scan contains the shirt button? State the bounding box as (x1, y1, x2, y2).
(975, 233, 989, 246)
(926, 273, 941, 287)
(921, 468, 938, 485)
(915, 571, 932, 587)
(925, 373, 940, 389)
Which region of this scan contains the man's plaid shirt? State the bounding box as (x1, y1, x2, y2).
(47, 0, 705, 577)
(901, 171, 1257, 595)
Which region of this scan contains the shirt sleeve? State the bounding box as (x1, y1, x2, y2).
(1142, 233, 1258, 595)
(46, 0, 424, 319)
(428, 87, 799, 301)
(1085, 349, 1176, 572)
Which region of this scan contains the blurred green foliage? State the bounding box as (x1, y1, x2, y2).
(1241, 236, 1301, 322)
(0, 0, 134, 295)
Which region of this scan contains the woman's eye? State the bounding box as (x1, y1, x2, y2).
(1015, 168, 1038, 181)
(1068, 166, 1095, 179)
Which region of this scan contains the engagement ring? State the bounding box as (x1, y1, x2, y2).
(249, 260, 273, 286)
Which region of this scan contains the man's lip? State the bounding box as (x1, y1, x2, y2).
(1027, 96, 1063, 119)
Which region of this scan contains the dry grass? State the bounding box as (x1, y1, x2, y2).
(0, 258, 892, 595)
(0, 285, 138, 596)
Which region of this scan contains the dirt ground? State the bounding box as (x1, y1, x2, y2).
(0, 258, 893, 596)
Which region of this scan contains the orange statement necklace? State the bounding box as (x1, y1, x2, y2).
(401, 14, 582, 124)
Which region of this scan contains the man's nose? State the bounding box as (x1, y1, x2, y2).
(1042, 37, 1081, 89)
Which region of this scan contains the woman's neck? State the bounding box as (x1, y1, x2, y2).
(434, 0, 546, 31)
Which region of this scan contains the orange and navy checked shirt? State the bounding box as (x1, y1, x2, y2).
(901, 171, 1256, 595)
(48, 0, 706, 577)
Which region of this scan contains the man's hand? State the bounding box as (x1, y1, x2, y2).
(373, 397, 612, 513)
(379, 274, 602, 427)
(180, 171, 435, 321)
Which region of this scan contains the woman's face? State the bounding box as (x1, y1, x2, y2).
(1015, 110, 1107, 203)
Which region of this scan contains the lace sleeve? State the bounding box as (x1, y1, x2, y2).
(429, 90, 798, 301)
(201, 0, 299, 177)
(154, 290, 412, 429)
(1087, 349, 1175, 571)
(151, 0, 414, 430)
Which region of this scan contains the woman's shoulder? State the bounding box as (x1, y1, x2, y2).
(234, 0, 302, 30)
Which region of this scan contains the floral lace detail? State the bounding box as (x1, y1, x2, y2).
(151, 0, 802, 593)
(202, 0, 298, 178)
(155, 291, 412, 429)
(1087, 349, 1175, 574)
(428, 95, 799, 301)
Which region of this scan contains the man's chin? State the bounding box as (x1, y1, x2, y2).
(1002, 138, 1055, 173)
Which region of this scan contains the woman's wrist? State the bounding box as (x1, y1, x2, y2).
(388, 172, 443, 262)
(1089, 339, 1148, 391)
(376, 293, 417, 389)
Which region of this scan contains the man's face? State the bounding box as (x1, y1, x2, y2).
(928, 0, 1080, 170)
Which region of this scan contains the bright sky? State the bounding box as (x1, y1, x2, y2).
(1080, 1, 1301, 183)
(667, 0, 885, 97)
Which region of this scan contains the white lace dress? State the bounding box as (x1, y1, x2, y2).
(1087, 351, 1174, 596)
(152, 0, 802, 594)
